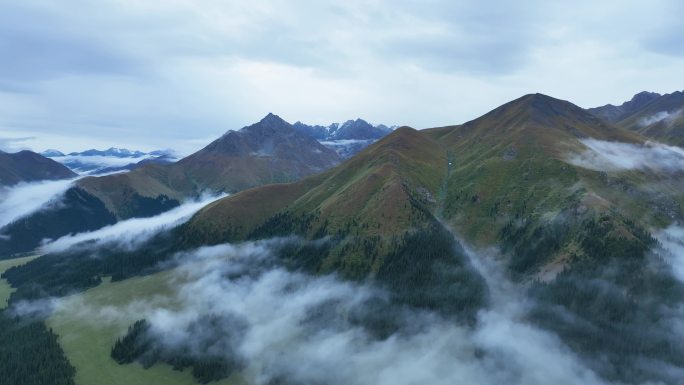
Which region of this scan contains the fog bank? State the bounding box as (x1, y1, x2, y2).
(567, 139, 684, 172)
(55, 238, 613, 385)
(41, 193, 226, 253)
(0, 178, 80, 229)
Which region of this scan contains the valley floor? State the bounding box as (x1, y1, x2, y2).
(47, 270, 243, 385)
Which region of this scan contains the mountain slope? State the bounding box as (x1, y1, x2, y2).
(187, 93, 676, 277)
(183, 125, 486, 318)
(429, 93, 641, 151)
(169, 113, 340, 193)
(181, 93, 684, 384)
(0, 151, 77, 186)
(185, 126, 445, 247)
(426, 94, 678, 244)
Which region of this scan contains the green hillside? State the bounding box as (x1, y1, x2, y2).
(186, 94, 682, 281)
(3, 93, 684, 385)
(176, 94, 684, 383)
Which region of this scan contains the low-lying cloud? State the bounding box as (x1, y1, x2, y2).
(655, 225, 684, 282)
(48, 154, 178, 175)
(55, 238, 613, 385)
(0, 177, 80, 229)
(51, 154, 154, 173)
(639, 110, 682, 127)
(567, 138, 684, 172)
(41, 193, 226, 253)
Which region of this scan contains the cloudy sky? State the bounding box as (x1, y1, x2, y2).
(0, 0, 682, 155)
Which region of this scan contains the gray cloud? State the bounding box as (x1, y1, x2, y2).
(0, 136, 35, 152)
(1, 0, 683, 153)
(639, 110, 682, 126)
(0, 3, 144, 87)
(373, 0, 542, 75)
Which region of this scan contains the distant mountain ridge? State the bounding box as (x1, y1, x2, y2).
(588, 91, 662, 122)
(41, 148, 178, 175)
(41, 147, 175, 158)
(293, 118, 395, 140)
(588, 90, 684, 146)
(615, 91, 684, 146)
(293, 118, 395, 158)
(0, 150, 76, 186)
(168, 113, 341, 193)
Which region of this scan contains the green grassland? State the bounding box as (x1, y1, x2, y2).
(0, 254, 38, 309)
(47, 270, 243, 385)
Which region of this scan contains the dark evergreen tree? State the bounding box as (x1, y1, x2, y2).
(0, 311, 76, 385)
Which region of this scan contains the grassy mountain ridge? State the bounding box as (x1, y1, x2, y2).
(174, 93, 684, 384)
(185, 94, 684, 280)
(182, 126, 449, 278)
(78, 113, 341, 219)
(186, 126, 444, 235)
(433, 94, 681, 269)
(431, 93, 641, 151)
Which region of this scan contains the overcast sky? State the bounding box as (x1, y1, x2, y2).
(0, 0, 682, 155)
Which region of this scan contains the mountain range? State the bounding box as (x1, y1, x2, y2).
(2, 91, 684, 385)
(42, 148, 160, 158)
(184, 93, 665, 273)
(0, 113, 343, 255)
(293, 118, 394, 140)
(172, 93, 684, 384)
(293, 118, 395, 158)
(40, 148, 178, 175)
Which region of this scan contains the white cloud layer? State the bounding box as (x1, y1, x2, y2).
(54, 239, 612, 385)
(0, 177, 80, 229)
(567, 139, 684, 172)
(49, 154, 156, 173)
(656, 225, 684, 282)
(639, 110, 682, 126)
(41, 193, 226, 253)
